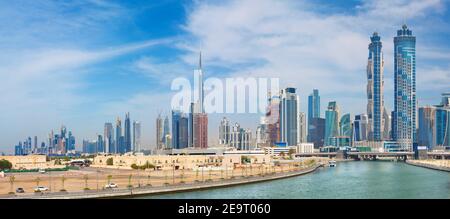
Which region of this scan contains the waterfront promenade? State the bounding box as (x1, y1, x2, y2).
(406, 159, 450, 172)
(2, 163, 323, 199)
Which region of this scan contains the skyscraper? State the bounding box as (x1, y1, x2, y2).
(367, 32, 385, 141)
(193, 113, 208, 148)
(435, 108, 450, 147)
(133, 121, 141, 152)
(163, 115, 170, 148)
(219, 117, 231, 145)
(353, 114, 369, 142)
(124, 112, 132, 153)
(383, 108, 391, 140)
(104, 123, 114, 154)
(298, 112, 307, 144)
(171, 110, 181, 149)
(179, 116, 189, 149)
(156, 114, 164, 150)
(393, 24, 416, 151)
(280, 87, 298, 146)
(115, 117, 122, 154)
(308, 89, 320, 119)
(309, 117, 325, 148)
(194, 52, 204, 114)
(266, 93, 280, 146)
(307, 89, 320, 143)
(340, 113, 352, 138)
(325, 101, 340, 146)
(418, 106, 436, 148)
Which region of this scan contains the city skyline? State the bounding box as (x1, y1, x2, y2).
(1, 0, 450, 153)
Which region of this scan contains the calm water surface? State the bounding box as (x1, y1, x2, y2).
(141, 161, 450, 199)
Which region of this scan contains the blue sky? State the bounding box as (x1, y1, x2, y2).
(0, 0, 449, 153)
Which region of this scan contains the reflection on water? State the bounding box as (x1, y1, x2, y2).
(139, 161, 450, 199)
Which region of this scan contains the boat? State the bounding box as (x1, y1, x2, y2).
(328, 160, 337, 167)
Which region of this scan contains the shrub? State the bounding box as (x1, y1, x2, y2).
(131, 164, 139, 169)
(106, 158, 114, 166)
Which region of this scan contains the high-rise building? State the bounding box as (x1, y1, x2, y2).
(172, 110, 189, 149)
(179, 116, 189, 149)
(193, 52, 204, 114)
(435, 108, 450, 147)
(133, 121, 141, 152)
(104, 123, 114, 154)
(188, 103, 195, 147)
(367, 32, 385, 141)
(124, 112, 132, 153)
(309, 118, 325, 148)
(171, 110, 181, 149)
(393, 24, 416, 151)
(219, 117, 231, 145)
(163, 116, 170, 148)
(353, 114, 369, 142)
(156, 114, 164, 150)
(115, 117, 122, 154)
(256, 117, 268, 148)
(298, 112, 307, 144)
(383, 108, 391, 140)
(193, 113, 208, 148)
(308, 89, 320, 143)
(340, 113, 352, 138)
(266, 93, 280, 146)
(97, 134, 104, 153)
(418, 106, 436, 148)
(33, 136, 38, 153)
(280, 87, 298, 146)
(308, 89, 320, 119)
(325, 101, 340, 146)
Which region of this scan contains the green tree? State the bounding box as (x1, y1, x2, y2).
(0, 159, 13, 170)
(106, 158, 113, 166)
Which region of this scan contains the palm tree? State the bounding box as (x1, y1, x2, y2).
(9, 175, 15, 194)
(60, 176, 67, 191)
(107, 175, 112, 184)
(35, 177, 41, 187)
(146, 174, 151, 186)
(128, 174, 132, 189)
(83, 174, 89, 190)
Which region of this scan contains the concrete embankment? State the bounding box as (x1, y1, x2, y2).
(9, 164, 323, 199)
(406, 160, 450, 172)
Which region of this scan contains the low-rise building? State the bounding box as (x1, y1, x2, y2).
(296, 143, 314, 154)
(93, 154, 272, 170)
(0, 155, 48, 169)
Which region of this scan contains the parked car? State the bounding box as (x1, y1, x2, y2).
(38, 169, 46, 174)
(16, 188, 25, 193)
(104, 183, 118, 189)
(34, 186, 49, 192)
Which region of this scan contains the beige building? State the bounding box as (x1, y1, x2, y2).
(93, 154, 272, 170)
(0, 155, 48, 169)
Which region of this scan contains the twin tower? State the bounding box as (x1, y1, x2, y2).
(367, 25, 416, 151)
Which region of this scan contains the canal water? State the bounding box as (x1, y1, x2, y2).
(141, 161, 450, 199)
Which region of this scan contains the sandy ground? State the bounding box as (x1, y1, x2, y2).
(0, 161, 322, 195)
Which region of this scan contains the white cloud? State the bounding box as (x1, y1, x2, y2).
(180, 0, 449, 117)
